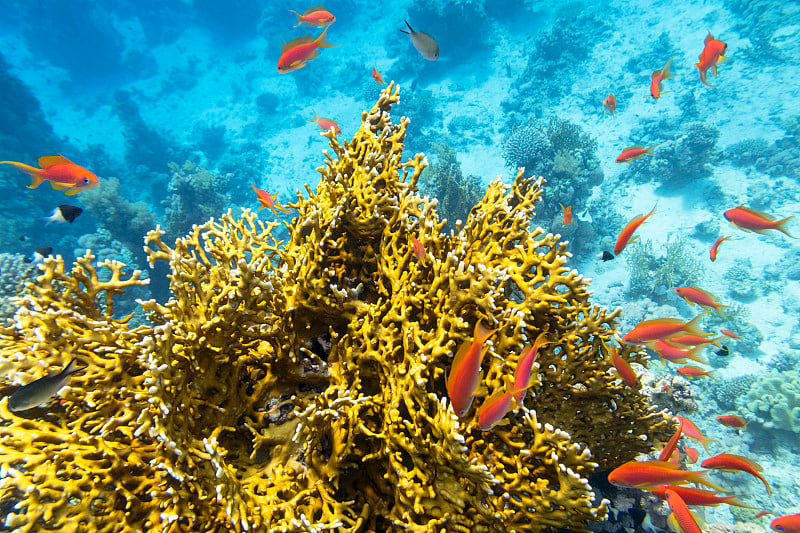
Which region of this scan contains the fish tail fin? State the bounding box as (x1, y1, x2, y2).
(662, 56, 677, 78)
(698, 69, 716, 87)
(682, 311, 710, 336)
(307, 109, 319, 123)
(314, 24, 337, 48)
(689, 470, 729, 493)
(775, 215, 796, 238)
(645, 144, 661, 156)
(0, 161, 45, 187)
(400, 20, 414, 34)
(723, 495, 756, 509)
(474, 321, 497, 344)
(687, 346, 708, 365)
(288, 9, 303, 27)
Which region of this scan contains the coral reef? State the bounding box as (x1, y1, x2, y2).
(0, 84, 671, 532)
(0, 253, 38, 325)
(640, 371, 698, 415)
(503, 122, 554, 177)
(724, 260, 759, 302)
(162, 161, 231, 242)
(738, 370, 800, 433)
(625, 238, 704, 301)
(713, 375, 757, 410)
(628, 122, 720, 186)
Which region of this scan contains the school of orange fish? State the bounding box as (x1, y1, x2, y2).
(0, 5, 798, 533)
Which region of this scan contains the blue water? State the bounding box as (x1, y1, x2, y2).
(1, 0, 799, 531)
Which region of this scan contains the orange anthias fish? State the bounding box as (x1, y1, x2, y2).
(614, 204, 657, 255)
(651, 486, 752, 508)
(709, 235, 731, 261)
(559, 203, 573, 226)
(716, 414, 748, 431)
(252, 184, 290, 215)
(696, 32, 728, 87)
(308, 110, 342, 135)
(512, 332, 550, 403)
(668, 333, 722, 348)
(682, 445, 700, 464)
(622, 313, 706, 345)
(0, 155, 99, 195)
(674, 286, 728, 317)
(664, 489, 704, 533)
(277, 25, 337, 73)
(771, 514, 800, 533)
(616, 144, 659, 164)
(648, 56, 677, 99)
(447, 322, 497, 417)
(372, 67, 384, 85)
(724, 205, 795, 238)
(607, 460, 727, 491)
(603, 94, 617, 116)
(658, 421, 683, 462)
(701, 453, 771, 494)
(720, 329, 743, 340)
(677, 365, 716, 380)
(608, 341, 637, 387)
(649, 340, 708, 365)
(289, 5, 335, 27)
(411, 235, 426, 265)
(676, 416, 719, 453)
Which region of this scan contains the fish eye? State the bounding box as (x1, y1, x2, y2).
(83, 178, 89, 184)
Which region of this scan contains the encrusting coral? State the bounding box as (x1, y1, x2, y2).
(0, 83, 671, 532)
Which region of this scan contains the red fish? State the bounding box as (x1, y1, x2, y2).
(616, 144, 659, 164)
(277, 25, 337, 73)
(658, 421, 683, 462)
(649, 340, 708, 365)
(447, 322, 497, 416)
(683, 445, 700, 464)
(372, 67, 384, 85)
(696, 32, 728, 87)
(512, 332, 550, 403)
(559, 203, 573, 226)
(411, 235, 426, 265)
(603, 94, 617, 116)
(607, 460, 726, 491)
(677, 365, 716, 380)
(252, 184, 289, 215)
(664, 488, 704, 533)
(651, 485, 752, 508)
(614, 204, 656, 255)
(724, 205, 795, 238)
(648, 57, 677, 99)
(667, 333, 721, 347)
(289, 5, 335, 27)
(308, 110, 342, 134)
(0, 155, 99, 195)
(771, 514, 800, 532)
(674, 286, 728, 317)
(622, 313, 706, 345)
(608, 341, 637, 387)
(701, 453, 771, 494)
(720, 329, 743, 340)
(709, 235, 731, 261)
(676, 416, 719, 453)
(716, 414, 748, 431)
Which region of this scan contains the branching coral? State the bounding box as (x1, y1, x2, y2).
(625, 237, 703, 301)
(737, 370, 800, 433)
(0, 83, 670, 532)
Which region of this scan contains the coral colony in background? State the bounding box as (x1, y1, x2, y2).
(1, 1, 800, 533)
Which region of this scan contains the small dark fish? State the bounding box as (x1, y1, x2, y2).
(715, 345, 730, 357)
(599, 251, 615, 261)
(19, 235, 26, 241)
(7, 358, 85, 412)
(400, 20, 439, 61)
(23, 246, 53, 264)
(46, 204, 83, 224)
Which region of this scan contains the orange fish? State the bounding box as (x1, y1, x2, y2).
(614, 203, 656, 255)
(709, 235, 731, 261)
(289, 5, 335, 27)
(674, 286, 728, 317)
(720, 329, 743, 340)
(658, 421, 683, 462)
(411, 235, 426, 265)
(755, 510, 773, 519)
(607, 460, 727, 492)
(724, 205, 795, 238)
(559, 203, 573, 226)
(252, 184, 290, 215)
(696, 32, 728, 87)
(701, 453, 771, 494)
(676, 416, 719, 453)
(648, 57, 677, 99)
(667, 333, 722, 347)
(477, 379, 535, 431)
(308, 110, 342, 135)
(372, 67, 384, 85)
(512, 332, 550, 403)
(447, 322, 497, 416)
(716, 414, 748, 431)
(651, 486, 751, 508)
(622, 313, 706, 345)
(616, 144, 659, 164)
(277, 25, 337, 73)
(664, 488, 704, 533)
(677, 365, 716, 379)
(683, 445, 700, 464)
(608, 341, 637, 387)
(648, 340, 708, 365)
(771, 514, 800, 533)
(603, 94, 617, 116)
(0, 155, 99, 195)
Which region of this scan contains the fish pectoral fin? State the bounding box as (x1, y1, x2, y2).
(717, 55, 729, 64)
(49, 182, 71, 190)
(307, 49, 321, 60)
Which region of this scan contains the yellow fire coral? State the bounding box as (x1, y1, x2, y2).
(0, 83, 671, 532)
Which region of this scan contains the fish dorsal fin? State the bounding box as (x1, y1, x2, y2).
(637, 459, 681, 470)
(652, 69, 662, 78)
(705, 32, 714, 44)
(737, 205, 775, 221)
(624, 145, 645, 151)
(303, 5, 326, 15)
(38, 155, 72, 168)
(725, 454, 764, 471)
(282, 35, 315, 52)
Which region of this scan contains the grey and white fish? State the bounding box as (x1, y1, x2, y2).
(7, 358, 85, 412)
(400, 20, 439, 61)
